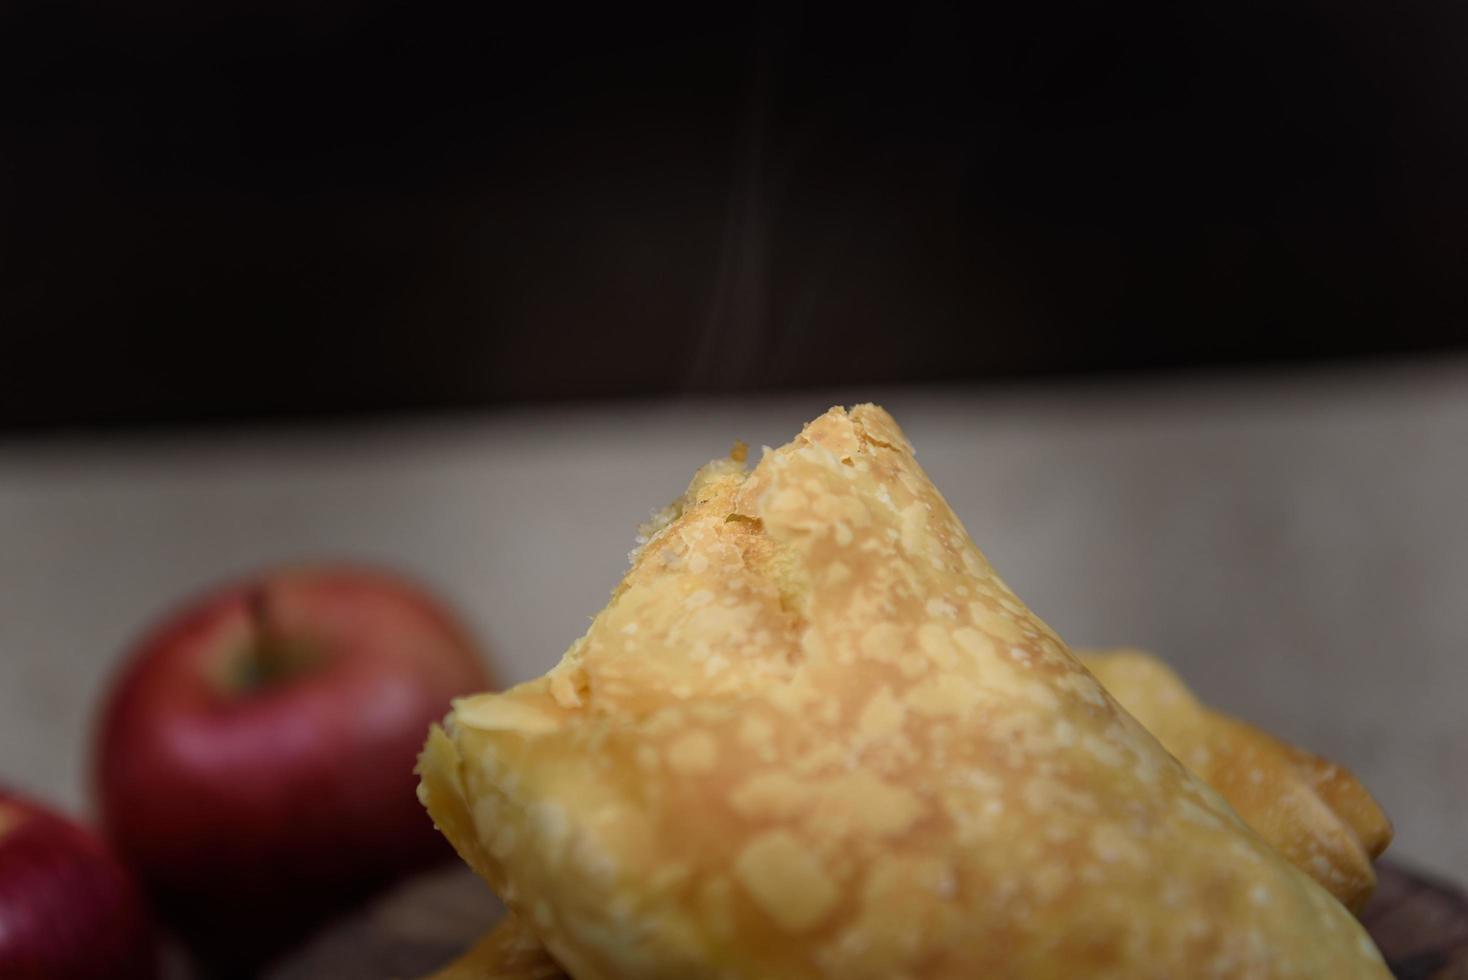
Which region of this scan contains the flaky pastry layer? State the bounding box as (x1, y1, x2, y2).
(420, 405, 1389, 979)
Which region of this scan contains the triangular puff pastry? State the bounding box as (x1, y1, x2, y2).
(419, 405, 1389, 979)
(1077, 649, 1392, 913)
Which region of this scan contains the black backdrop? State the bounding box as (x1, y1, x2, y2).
(4, 2, 1466, 432)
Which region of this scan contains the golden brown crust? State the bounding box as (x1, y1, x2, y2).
(420, 404, 1390, 979)
(425, 649, 1396, 977)
(1078, 649, 1392, 912)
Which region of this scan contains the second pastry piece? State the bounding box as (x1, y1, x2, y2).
(423, 405, 1388, 979)
(1078, 649, 1392, 912)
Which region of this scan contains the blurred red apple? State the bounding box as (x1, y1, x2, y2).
(0, 789, 158, 979)
(94, 565, 491, 973)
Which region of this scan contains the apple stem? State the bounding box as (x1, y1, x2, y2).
(247, 586, 273, 643)
(234, 586, 316, 692)
(247, 586, 286, 670)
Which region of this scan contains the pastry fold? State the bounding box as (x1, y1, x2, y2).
(419, 405, 1389, 979)
(1078, 649, 1391, 912)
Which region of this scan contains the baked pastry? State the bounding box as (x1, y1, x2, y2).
(1078, 649, 1391, 912)
(425, 652, 1394, 979)
(419, 404, 1390, 979)
(424, 655, 1394, 980)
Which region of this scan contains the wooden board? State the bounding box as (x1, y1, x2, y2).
(251, 860, 1468, 979)
(1361, 863, 1468, 979)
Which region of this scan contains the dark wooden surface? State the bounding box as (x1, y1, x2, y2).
(254, 860, 1468, 979)
(1362, 864, 1468, 979)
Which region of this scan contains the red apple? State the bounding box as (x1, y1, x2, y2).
(94, 565, 491, 972)
(0, 789, 158, 979)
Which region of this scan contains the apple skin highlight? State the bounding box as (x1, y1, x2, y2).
(94, 565, 491, 972)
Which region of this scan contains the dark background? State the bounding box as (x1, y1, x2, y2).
(3, 2, 1466, 434)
